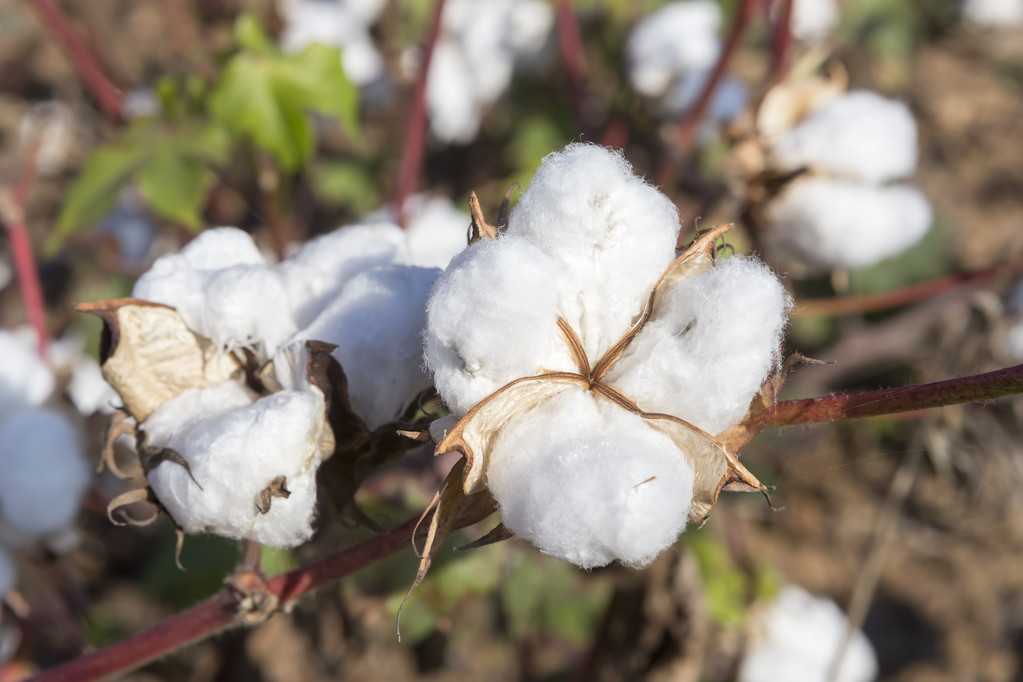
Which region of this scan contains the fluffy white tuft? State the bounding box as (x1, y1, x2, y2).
(606, 256, 790, 435)
(764, 176, 933, 270)
(740, 585, 879, 682)
(424, 236, 573, 415)
(488, 391, 695, 568)
(625, 1, 722, 97)
(769, 91, 919, 184)
(790, 0, 840, 43)
(0, 409, 89, 536)
(301, 265, 441, 429)
(143, 382, 326, 547)
(403, 195, 470, 268)
(0, 330, 54, 412)
(507, 143, 680, 360)
(278, 0, 386, 85)
(963, 0, 1023, 26)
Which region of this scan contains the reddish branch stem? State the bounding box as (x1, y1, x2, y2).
(30, 517, 418, 682)
(30, 0, 125, 122)
(555, 0, 594, 140)
(770, 0, 794, 84)
(394, 0, 447, 228)
(673, 0, 756, 157)
(794, 255, 1023, 317)
(3, 141, 50, 361)
(767, 364, 1023, 426)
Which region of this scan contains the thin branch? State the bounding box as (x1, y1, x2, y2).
(770, 0, 794, 85)
(673, 0, 755, 157)
(767, 364, 1023, 426)
(394, 0, 447, 228)
(1, 140, 50, 361)
(793, 254, 1023, 317)
(555, 0, 595, 140)
(30, 517, 419, 682)
(30, 0, 125, 122)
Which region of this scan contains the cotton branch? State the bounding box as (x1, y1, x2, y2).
(555, 0, 595, 140)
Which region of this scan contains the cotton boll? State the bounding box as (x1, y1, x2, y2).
(404, 195, 470, 268)
(424, 237, 573, 415)
(199, 265, 296, 355)
(790, 0, 840, 43)
(764, 176, 932, 270)
(144, 383, 325, 547)
(508, 143, 680, 360)
(963, 0, 1023, 27)
(488, 391, 695, 568)
(176, 227, 266, 270)
(507, 0, 554, 58)
(626, 1, 722, 97)
(740, 585, 878, 682)
(427, 42, 482, 144)
(606, 257, 789, 435)
(769, 91, 919, 184)
(0, 330, 54, 412)
(0, 409, 90, 536)
(301, 266, 441, 429)
(0, 545, 13, 596)
(278, 223, 408, 328)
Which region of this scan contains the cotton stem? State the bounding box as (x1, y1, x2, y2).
(555, 0, 595, 140)
(770, 0, 794, 85)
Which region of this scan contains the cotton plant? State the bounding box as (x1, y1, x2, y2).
(81, 220, 449, 549)
(748, 73, 933, 273)
(625, 1, 748, 122)
(409, 143, 790, 589)
(739, 584, 878, 682)
(423, 0, 554, 144)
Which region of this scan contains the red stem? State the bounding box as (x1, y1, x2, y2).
(770, 0, 794, 85)
(767, 364, 1023, 426)
(30, 517, 418, 682)
(30, 0, 125, 122)
(394, 0, 447, 228)
(555, 0, 594, 140)
(673, 0, 756, 157)
(4, 141, 50, 361)
(794, 255, 1023, 317)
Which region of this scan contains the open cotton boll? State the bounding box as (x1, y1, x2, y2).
(963, 0, 1023, 27)
(765, 176, 932, 270)
(200, 265, 296, 355)
(0, 330, 54, 412)
(0, 409, 89, 537)
(427, 41, 482, 144)
(425, 237, 573, 415)
(278, 223, 408, 328)
(301, 266, 440, 429)
(508, 143, 680, 360)
(143, 383, 325, 547)
(740, 585, 878, 682)
(605, 257, 789, 436)
(790, 0, 840, 43)
(174, 227, 267, 270)
(769, 91, 918, 184)
(403, 195, 470, 268)
(626, 1, 722, 97)
(488, 391, 695, 568)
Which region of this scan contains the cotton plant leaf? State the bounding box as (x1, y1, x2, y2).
(74, 298, 242, 422)
(136, 143, 209, 232)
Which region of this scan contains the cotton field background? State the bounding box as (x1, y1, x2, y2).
(1, 0, 1022, 681)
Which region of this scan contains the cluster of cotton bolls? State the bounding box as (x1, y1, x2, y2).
(277, 0, 388, 89)
(758, 87, 933, 272)
(625, 1, 747, 122)
(425, 143, 790, 568)
(122, 213, 467, 546)
(0, 330, 91, 601)
(424, 0, 554, 144)
(961, 0, 1023, 27)
(739, 584, 878, 682)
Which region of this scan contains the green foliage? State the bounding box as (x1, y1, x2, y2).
(142, 532, 241, 610)
(311, 160, 381, 213)
(684, 530, 749, 628)
(209, 14, 359, 172)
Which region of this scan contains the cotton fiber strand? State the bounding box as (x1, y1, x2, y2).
(424, 236, 573, 415)
(487, 391, 695, 568)
(301, 266, 440, 429)
(740, 585, 879, 682)
(0, 409, 89, 536)
(765, 176, 932, 269)
(144, 383, 325, 547)
(0, 330, 54, 412)
(507, 144, 680, 359)
(606, 257, 789, 435)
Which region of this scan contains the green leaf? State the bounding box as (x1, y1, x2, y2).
(234, 12, 277, 55)
(49, 145, 146, 254)
(311, 161, 380, 212)
(136, 142, 209, 232)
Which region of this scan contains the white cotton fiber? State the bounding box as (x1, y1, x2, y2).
(278, 223, 408, 328)
(427, 41, 482, 144)
(764, 176, 932, 269)
(143, 382, 326, 547)
(790, 0, 840, 43)
(507, 144, 681, 360)
(740, 584, 878, 682)
(487, 391, 695, 568)
(278, 0, 386, 86)
(301, 266, 441, 429)
(605, 257, 790, 436)
(0, 545, 13, 596)
(626, 1, 722, 97)
(963, 0, 1023, 27)
(424, 236, 574, 415)
(769, 91, 919, 184)
(0, 409, 89, 537)
(404, 195, 470, 268)
(0, 330, 54, 412)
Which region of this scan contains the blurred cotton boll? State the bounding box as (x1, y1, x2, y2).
(789, 0, 840, 44)
(740, 585, 879, 682)
(0, 329, 54, 412)
(962, 0, 1023, 27)
(277, 0, 387, 87)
